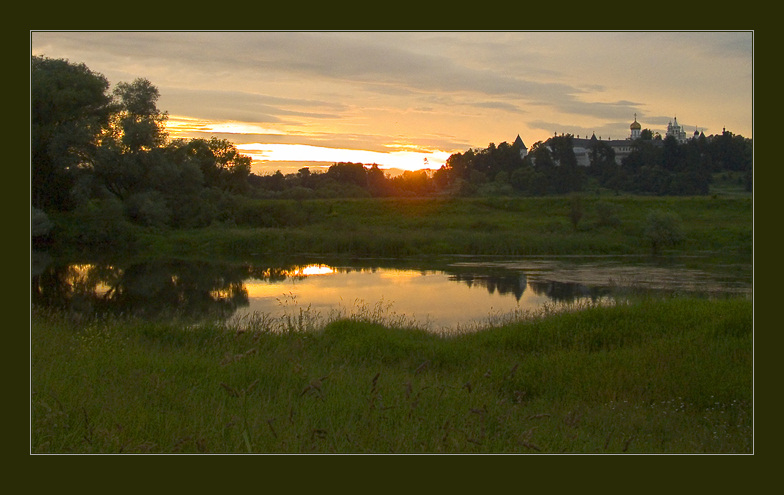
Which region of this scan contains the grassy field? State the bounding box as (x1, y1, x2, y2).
(35, 194, 754, 454)
(101, 195, 753, 262)
(31, 295, 752, 454)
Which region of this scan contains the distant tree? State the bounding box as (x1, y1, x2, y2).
(327, 162, 368, 188)
(643, 209, 684, 254)
(708, 130, 752, 172)
(548, 135, 583, 193)
(529, 141, 552, 169)
(661, 135, 685, 173)
(366, 164, 388, 196)
(178, 137, 251, 193)
(444, 149, 475, 182)
(588, 139, 618, 187)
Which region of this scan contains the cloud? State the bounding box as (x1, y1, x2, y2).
(159, 88, 346, 123)
(32, 31, 753, 155)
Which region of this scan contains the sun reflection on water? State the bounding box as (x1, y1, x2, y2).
(294, 265, 335, 276)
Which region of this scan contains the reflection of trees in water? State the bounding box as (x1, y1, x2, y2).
(528, 280, 610, 303)
(449, 272, 527, 301)
(32, 260, 252, 320)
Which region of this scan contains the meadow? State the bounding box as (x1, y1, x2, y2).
(33, 193, 754, 454)
(31, 295, 752, 453)
(111, 194, 754, 262)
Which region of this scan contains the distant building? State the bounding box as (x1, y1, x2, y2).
(666, 116, 688, 143)
(522, 114, 698, 167)
(514, 134, 528, 158)
(562, 115, 643, 166)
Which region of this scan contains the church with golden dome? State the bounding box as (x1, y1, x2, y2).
(529, 114, 699, 166)
(563, 114, 647, 166)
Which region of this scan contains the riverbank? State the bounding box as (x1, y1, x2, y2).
(48, 195, 752, 263)
(31, 296, 752, 453)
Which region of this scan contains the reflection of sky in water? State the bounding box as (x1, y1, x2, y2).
(239, 267, 551, 329)
(33, 256, 751, 332)
(235, 258, 751, 330)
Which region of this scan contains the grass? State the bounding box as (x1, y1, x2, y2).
(115, 195, 751, 262)
(35, 195, 753, 453)
(31, 295, 753, 454)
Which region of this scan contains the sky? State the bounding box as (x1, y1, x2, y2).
(30, 31, 754, 175)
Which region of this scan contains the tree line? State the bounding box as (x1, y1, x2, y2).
(253, 128, 751, 199)
(32, 56, 752, 235)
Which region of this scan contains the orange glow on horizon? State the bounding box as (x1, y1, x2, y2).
(236, 143, 450, 173)
(165, 116, 452, 173)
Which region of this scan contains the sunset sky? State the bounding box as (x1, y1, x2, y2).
(31, 31, 754, 175)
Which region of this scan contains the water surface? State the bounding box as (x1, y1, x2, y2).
(31, 254, 751, 332)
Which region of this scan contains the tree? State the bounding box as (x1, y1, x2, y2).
(175, 138, 251, 193)
(643, 209, 684, 254)
(548, 135, 583, 193)
(89, 78, 170, 201)
(110, 78, 168, 153)
(31, 56, 114, 210)
(327, 162, 368, 188)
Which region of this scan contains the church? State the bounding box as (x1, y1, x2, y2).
(518, 115, 701, 166)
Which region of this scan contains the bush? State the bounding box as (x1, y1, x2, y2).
(643, 209, 684, 254)
(125, 191, 171, 227)
(68, 197, 138, 249)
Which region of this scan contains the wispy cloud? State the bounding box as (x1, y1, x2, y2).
(32, 30, 753, 171)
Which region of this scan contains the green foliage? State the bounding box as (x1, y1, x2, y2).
(128, 196, 750, 261)
(594, 201, 622, 227)
(65, 198, 138, 249)
(643, 209, 685, 254)
(31, 57, 254, 234)
(124, 191, 171, 228)
(568, 194, 584, 230)
(32, 297, 752, 453)
(31, 56, 114, 211)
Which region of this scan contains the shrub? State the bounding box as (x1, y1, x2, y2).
(68, 197, 138, 249)
(125, 191, 171, 227)
(643, 209, 684, 254)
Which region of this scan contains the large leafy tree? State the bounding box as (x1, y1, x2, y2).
(91, 78, 170, 200)
(31, 56, 114, 210)
(110, 78, 168, 153)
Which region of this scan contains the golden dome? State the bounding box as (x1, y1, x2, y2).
(630, 114, 641, 130)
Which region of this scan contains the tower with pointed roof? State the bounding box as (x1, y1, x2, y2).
(666, 116, 687, 143)
(514, 134, 528, 158)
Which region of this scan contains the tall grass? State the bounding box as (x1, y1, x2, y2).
(31, 296, 752, 453)
(131, 196, 751, 261)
